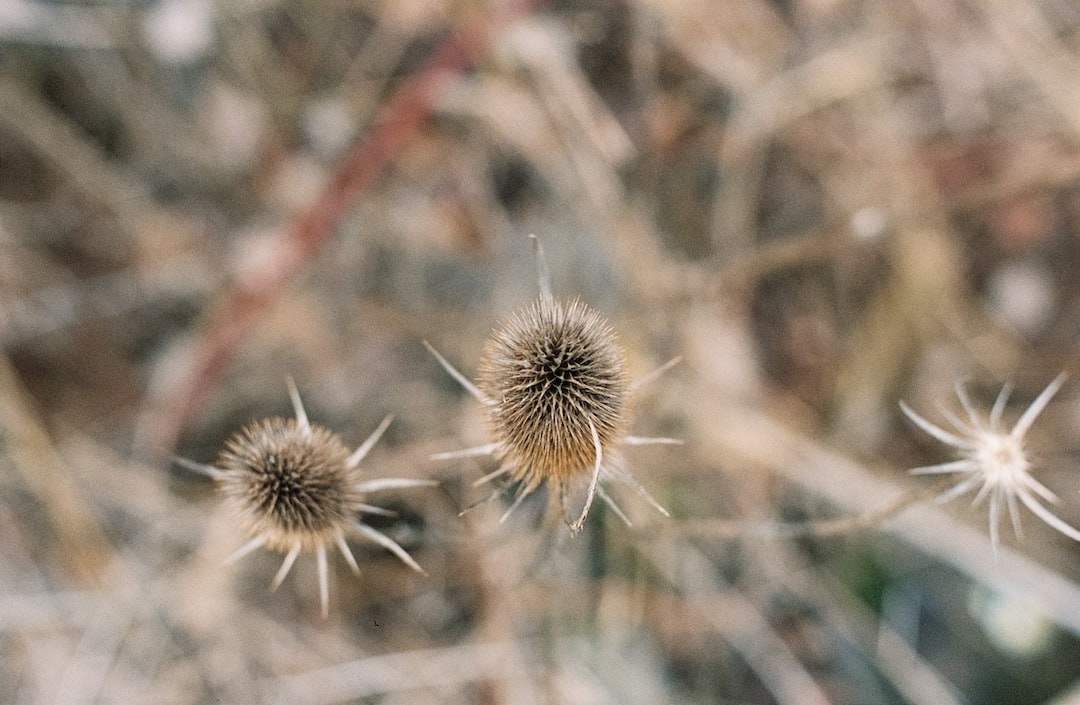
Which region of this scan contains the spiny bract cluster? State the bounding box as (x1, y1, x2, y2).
(477, 297, 629, 487)
(218, 418, 355, 552)
(426, 239, 675, 535)
(902, 373, 1080, 555)
(179, 380, 434, 617)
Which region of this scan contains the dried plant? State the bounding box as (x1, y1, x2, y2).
(426, 237, 677, 534)
(176, 379, 435, 616)
(901, 373, 1080, 556)
(7, 1, 1080, 702)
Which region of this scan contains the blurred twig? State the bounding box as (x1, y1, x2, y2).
(657, 476, 953, 540)
(134, 0, 547, 462)
(0, 77, 185, 239)
(643, 538, 836, 705)
(0, 353, 112, 584)
(974, 0, 1080, 141)
(269, 639, 532, 705)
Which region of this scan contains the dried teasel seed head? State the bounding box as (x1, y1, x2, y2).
(176, 379, 435, 617)
(217, 418, 355, 553)
(426, 236, 676, 535)
(901, 373, 1080, 557)
(477, 297, 630, 488)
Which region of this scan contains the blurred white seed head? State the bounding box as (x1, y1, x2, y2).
(901, 373, 1080, 556)
(178, 380, 434, 617)
(427, 236, 674, 535)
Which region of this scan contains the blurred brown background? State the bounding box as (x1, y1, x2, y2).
(3, 0, 1080, 703)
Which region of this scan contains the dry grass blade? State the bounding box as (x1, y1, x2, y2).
(642, 539, 835, 705)
(269, 640, 531, 705)
(0, 354, 112, 585)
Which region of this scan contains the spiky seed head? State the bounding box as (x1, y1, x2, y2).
(425, 237, 675, 532)
(901, 373, 1080, 556)
(217, 418, 356, 551)
(476, 297, 630, 489)
(176, 381, 434, 616)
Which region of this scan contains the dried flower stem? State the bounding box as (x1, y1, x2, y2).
(657, 476, 955, 540)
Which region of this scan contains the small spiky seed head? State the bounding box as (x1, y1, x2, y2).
(176, 381, 434, 616)
(218, 418, 357, 551)
(476, 297, 630, 489)
(901, 373, 1080, 555)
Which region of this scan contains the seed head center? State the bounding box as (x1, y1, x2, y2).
(219, 419, 354, 545)
(477, 298, 630, 481)
(972, 432, 1029, 486)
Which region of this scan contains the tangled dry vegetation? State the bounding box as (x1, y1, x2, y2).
(4, 0, 1080, 703)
